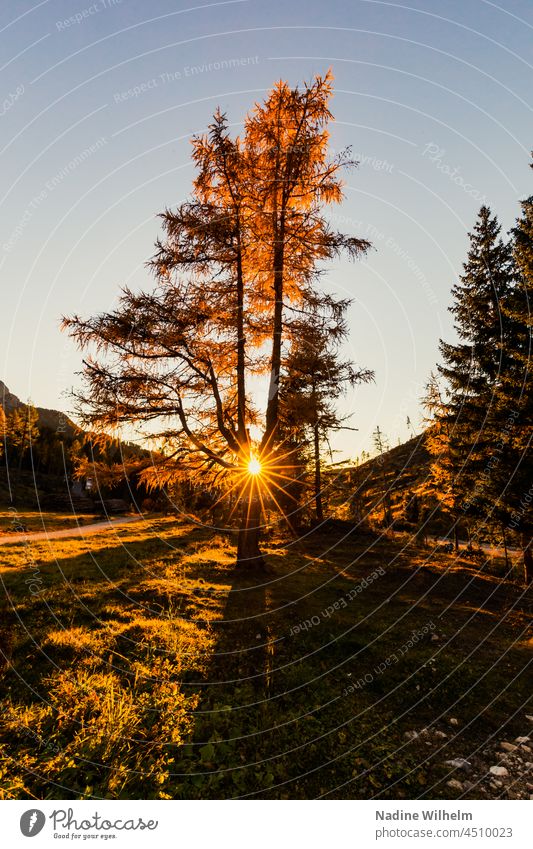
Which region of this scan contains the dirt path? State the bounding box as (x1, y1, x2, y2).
(0, 515, 142, 545)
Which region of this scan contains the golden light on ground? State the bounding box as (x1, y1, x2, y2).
(247, 456, 262, 476)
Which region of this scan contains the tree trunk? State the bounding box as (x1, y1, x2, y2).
(236, 249, 246, 440)
(454, 523, 459, 552)
(237, 494, 265, 570)
(522, 529, 533, 585)
(501, 522, 509, 572)
(262, 222, 285, 451)
(313, 422, 323, 523)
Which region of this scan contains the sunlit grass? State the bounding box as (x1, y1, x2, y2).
(0, 517, 531, 800)
(0, 509, 98, 535)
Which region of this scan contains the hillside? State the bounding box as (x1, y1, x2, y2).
(0, 381, 151, 510)
(0, 379, 79, 437)
(327, 430, 435, 529)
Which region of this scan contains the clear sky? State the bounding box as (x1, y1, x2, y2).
(1, 0, 532, 461)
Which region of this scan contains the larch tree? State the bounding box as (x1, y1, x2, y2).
(64, 71, 370, 570)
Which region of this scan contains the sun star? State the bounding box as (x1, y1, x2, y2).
(247, 456, 262, 476)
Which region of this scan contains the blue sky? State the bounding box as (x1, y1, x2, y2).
(1, 0, 532, 460)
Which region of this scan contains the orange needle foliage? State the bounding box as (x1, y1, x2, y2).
(64, 70, 370, 568)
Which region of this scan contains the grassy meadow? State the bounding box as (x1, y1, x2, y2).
(0, 510, 98, 535)
(0, 515, 531, 800)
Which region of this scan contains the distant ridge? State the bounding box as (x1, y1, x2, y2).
(0, 380, 79, 437)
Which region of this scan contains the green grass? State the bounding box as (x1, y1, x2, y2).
(0, 516, 531, 799)
(0, 509, 98, 535)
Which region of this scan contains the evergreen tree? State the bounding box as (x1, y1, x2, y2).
(429, 206, 516, 543)
(7, 405, 40, 471)
(282, 313, 373, 523)
(372, 425, 392, 525)
(495, 182, 533, 582)
(0, 406, 6, 460)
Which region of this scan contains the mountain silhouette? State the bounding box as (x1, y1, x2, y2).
(0, 380, 79, 437)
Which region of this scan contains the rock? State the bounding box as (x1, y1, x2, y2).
(434, 731, 448, 739)
(489, 766, 509, 777)
(449, 717, 459, 726)
(430, 634, 440, 642)
(404, 730, 418, 741)
(516, 736, 530, 744)
(500, 742, 518, 752)
(446, 779, 463, 791)
(525, 715, 533, 723)
(445, 758, 472, 772)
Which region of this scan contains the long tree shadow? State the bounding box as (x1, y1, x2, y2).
(179, 559, 276, 797)
(4, 521, 531, 800)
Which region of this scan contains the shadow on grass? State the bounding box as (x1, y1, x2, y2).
(2, 521, 532, 801)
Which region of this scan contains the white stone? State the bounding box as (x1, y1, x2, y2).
(489, 766, 509, 777)
(445, 758, 471, 771)
(404, 730, 418, 741)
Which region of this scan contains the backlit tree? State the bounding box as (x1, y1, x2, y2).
(64, 72, 370, 570)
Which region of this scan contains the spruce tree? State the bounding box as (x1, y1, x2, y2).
(495, 183, 533, 582)
(281, 313, 373, 523)
(7, 405, 40, 471)
(431, 206, 515, 542)
(372, 425, 392, 525)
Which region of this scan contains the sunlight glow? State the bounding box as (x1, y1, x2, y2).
(247, 456, 262, 476)
(208, 436, 303, 528)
